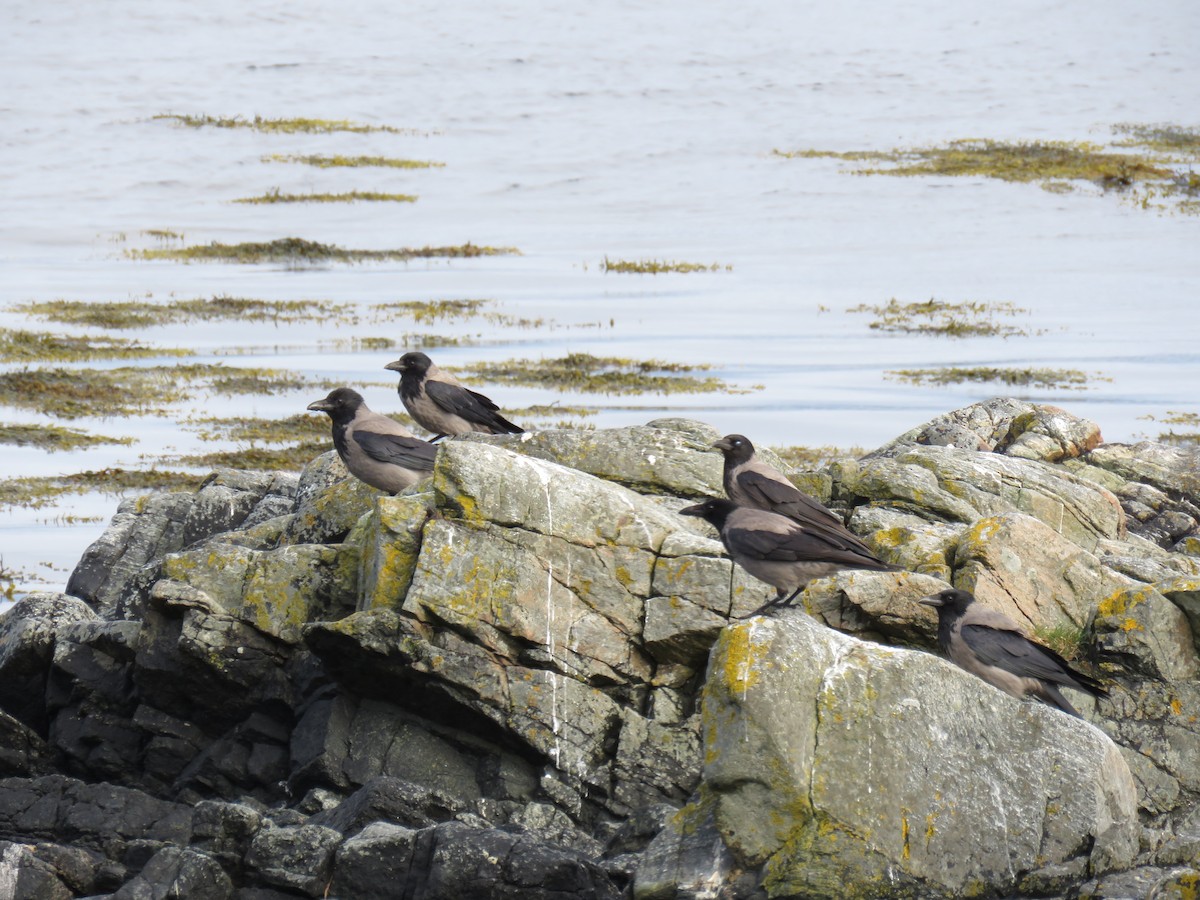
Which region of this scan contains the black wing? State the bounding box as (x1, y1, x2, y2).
(960, 624, 1106, 696)
(353, 431, 438, 471)
(724, 520, 891, 570)
(736, 469, 843, 527)
(426, 380, 522, 433)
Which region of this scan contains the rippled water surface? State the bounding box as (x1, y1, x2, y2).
(3, 0, 1199, 594)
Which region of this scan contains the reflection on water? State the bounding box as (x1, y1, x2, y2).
(2, 0, 1199, 594)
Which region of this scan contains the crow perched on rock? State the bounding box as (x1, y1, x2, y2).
(307, 388, 437, 493)
(919, 588, 1107, 718)
(711, 434, 880, 556)
(680, 497, 897, 615)
(385, 351, 523, 440)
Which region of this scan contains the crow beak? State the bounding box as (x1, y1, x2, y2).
(678, 503, 704, 518)
(384, 359, 405, 372)
(711, 438, 732, 452)
(306, 400, 332, 412)
(918, 595, 944, 608)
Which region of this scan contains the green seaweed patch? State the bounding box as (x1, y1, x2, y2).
(848, 298, 1037, 338)
(374, 299, 490, 323)
(1113, 123, 1200, 157)
(263, 153, 444, 169)
(14, 296, 356, 329)
(0, 328, 191, 363)
(186, 412, 387, 444)
(1140, 410, 1200, 446)
(1031, 622, 1086, 662)
(461, 353, 753, 395)
(782, 139, 1172, 186)
(887, 366, 1106, 390)
(323, 333, 479, 352)
(127, 237, 517, 264)
(172, 442, 330, 472)
(0, 364, 335, 420)
(1157, 432, 1200, 447)
(602, 257, 730, 274)
(234, 189, 418, 205)
(1129, 171, 1200, 215)
(370, 298, 550, 331)
(155, 114, 419, 135)
(1143, 411, 1200, 427)
(144, 229, 185, 240)
(779, 134, 1200, 213)
(0, 423, 134, 452)
(0, 468, 204, 510)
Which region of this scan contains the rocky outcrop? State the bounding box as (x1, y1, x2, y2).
(637, 615, 1138, 899)
(0, 405, 1197, 897)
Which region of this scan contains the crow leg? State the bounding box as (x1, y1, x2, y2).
(737, 588, 800, 620)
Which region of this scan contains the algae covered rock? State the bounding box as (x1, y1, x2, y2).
(637, 614, 1139, 898)
(479, 418, 725, 498)
(19, 407, 1200, 897)
(870, 397, 1102, 462)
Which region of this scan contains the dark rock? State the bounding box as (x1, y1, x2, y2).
(244, 821, 342, 897)
(327, 822, 417, 899)
(414, 821, 621, 900)
(0, 775, 192, 860)
(66, 492, 196, 615)
(191, 800, 264, 876)
(0, 840, 74, 900)
(0, 592, 96, 730)
(111, 846, 233, 900)
(311, 776, 466, 835)
(0, 709, 53, 777)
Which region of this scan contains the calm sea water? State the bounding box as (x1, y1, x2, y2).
(3, 0, 1199, 596)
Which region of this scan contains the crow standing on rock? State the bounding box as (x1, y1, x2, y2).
(712, 433, 881, 558)
(385, 350, 523, 441)
(680, 497, 898, 616)
(919, 588, 1108, 718)
(307, 387, 437, 493)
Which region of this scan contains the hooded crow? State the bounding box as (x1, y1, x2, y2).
(919, 588, 1107, 718)
(384, 351, 523, 440)
(680, 497, 897, 614)
(711, 434, 877, 551)
(307, 388, 437, 493)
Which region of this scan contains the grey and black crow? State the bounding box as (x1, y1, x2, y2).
(919, 588, 1107, 718)
(680, 497, 897, 615)
(712, 434, 879, 557)
(307, 388, 437, 493)
(384, 351, 523, 440)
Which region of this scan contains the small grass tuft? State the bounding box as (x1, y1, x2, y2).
(1032, 622, 1087, 661)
